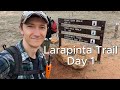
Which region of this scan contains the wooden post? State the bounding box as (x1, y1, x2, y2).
(114, 23, 119, 39)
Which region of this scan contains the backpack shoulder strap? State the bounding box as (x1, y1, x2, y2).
(5, 46, 46, 79)
(5, 46, 22, 75)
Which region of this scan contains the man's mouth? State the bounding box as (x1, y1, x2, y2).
(31, 38, 40, 40)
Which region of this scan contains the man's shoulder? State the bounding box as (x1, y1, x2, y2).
(0, 41, 22, 62)
(0, 49, 14, 62)
(38, 49, 46, 58)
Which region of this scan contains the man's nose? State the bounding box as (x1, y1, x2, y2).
(34, 28, 42, 36)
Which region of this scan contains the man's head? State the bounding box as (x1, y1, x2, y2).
(20, 11, 48, 48)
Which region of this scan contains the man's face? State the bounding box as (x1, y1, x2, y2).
(20, 16, 48, 48)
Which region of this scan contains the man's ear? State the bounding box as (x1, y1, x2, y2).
(19, 25, 24, 36)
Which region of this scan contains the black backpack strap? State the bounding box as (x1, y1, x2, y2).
(5, 46, 22, 75)
(5, 46, 46, 79)
(2, 44, 7, 50)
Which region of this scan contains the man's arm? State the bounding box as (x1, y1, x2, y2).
(0, 51, 12, 79)
(0, 57, 10, 79)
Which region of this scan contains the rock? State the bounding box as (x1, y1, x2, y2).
(55, 44, 91, 69)
(51, 37, 59, 44)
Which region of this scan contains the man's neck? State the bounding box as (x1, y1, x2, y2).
(22, 40, 39, 59)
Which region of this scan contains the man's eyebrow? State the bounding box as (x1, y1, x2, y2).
(25, 23, 46, 26)
(25, 22, 34, 25)
(40, 24, 46, 26)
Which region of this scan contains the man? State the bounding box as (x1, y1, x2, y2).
(0, 11, 49, 79)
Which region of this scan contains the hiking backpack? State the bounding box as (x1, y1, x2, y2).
(45, 16, 57, 40)
(47, 16, 57, 34)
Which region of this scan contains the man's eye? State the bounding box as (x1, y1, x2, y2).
(41, 27, 45, 29)
(27, 26, 33, 27)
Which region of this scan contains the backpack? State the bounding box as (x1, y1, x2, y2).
(46, 16, 57, 40)
(47, 16, 57, 34)
(2, 45, 46, 79)
(50, 19, 57, 33)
